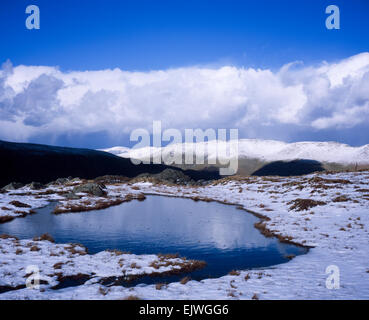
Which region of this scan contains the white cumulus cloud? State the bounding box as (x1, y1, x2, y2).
(0, 52, 369, 144)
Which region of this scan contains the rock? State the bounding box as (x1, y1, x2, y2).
(94, 175, 130, 184)
(97, 182, 106, 189)
(132, 169, 193, 185)
(1, 182, 24, 191)
(136, 173, 151, 179)
(193, 179, 208, 186)
(72, 183, 107, 197)
(154, 169, 191, 184)
(27, 182, 44, 190)
(47, 178, 70, 186)
(64, 192, 81, 200)
(55, 178, 70, 185)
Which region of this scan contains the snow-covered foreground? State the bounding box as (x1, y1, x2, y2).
(1, 170, 369, 299)
(0, 235, 204, 295)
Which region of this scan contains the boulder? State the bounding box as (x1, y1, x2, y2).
(55, 178, 70, 185)
(94, 175, 130, 184)
(47, 178, 70, 186)
(132, 169, 194, 185)
(154, 169, 191, 184)
(27, 182, 45, 190)
(64, 192, 81, 200)
(72, 183, 107, 197)
(1, 182, 24, 191)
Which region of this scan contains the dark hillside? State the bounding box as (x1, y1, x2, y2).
(252, 159, 325, 176)
(0, 140, 220, 187)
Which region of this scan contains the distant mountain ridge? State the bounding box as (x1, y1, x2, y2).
(103, 139, 369, 164)
(102, 139, 369, 176)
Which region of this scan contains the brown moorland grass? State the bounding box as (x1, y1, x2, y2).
(99, 286, 109, 296)
(123, 295, 141, 300)
(53, 198, 125, 214)
(53, 262, 64, 269)
(252, 293, 259, 300)
(136, 194, 146, 201)
(228, 270, 240, 276)
(158, 253, 179, 259)
(106, 249, 124, 256)
(9, 200, 31, 208)
(35, 189, 56, 196)
(155, 283, 167, 290)
(53, 192, 147, 214)
(254, 221, 274, 238)
(130, 262, 140, 269)
(149, 258, 206, 274)
(180, 276, 191, 285)
(33, 233, 55, 243)
(332, 195, 351, 202)
(308, 176, 352, 185)
(0, 234, 18, 240)
(287, 198, 327, 211)
(253, 220, 304, 247)
(65, 243, 88, 255)
(0, 216, 15, 223)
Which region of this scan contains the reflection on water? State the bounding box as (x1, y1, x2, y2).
(0, 195, 307, 280)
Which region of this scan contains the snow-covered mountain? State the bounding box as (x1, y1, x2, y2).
(100, 146, 131, 157)
(102, 139, 369, 165)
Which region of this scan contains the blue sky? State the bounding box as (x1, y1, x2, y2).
(1, 0, 369, 71)
(0, 0, 369, 148)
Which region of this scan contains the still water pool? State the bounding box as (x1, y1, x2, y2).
(0, 195, 307, 283)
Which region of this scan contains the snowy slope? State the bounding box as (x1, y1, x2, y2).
(1, 170, 369, 299)
(100, 146, 131, 156)
(102, 140, 369, 165)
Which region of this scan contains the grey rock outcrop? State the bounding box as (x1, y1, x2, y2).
(72, 183, 107, 197)
(27, 182, 45, 190)
(136, 168, 194, 185)
(1, 182, 24, 191)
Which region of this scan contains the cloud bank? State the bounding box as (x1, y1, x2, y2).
(1, 53, 369, 147)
